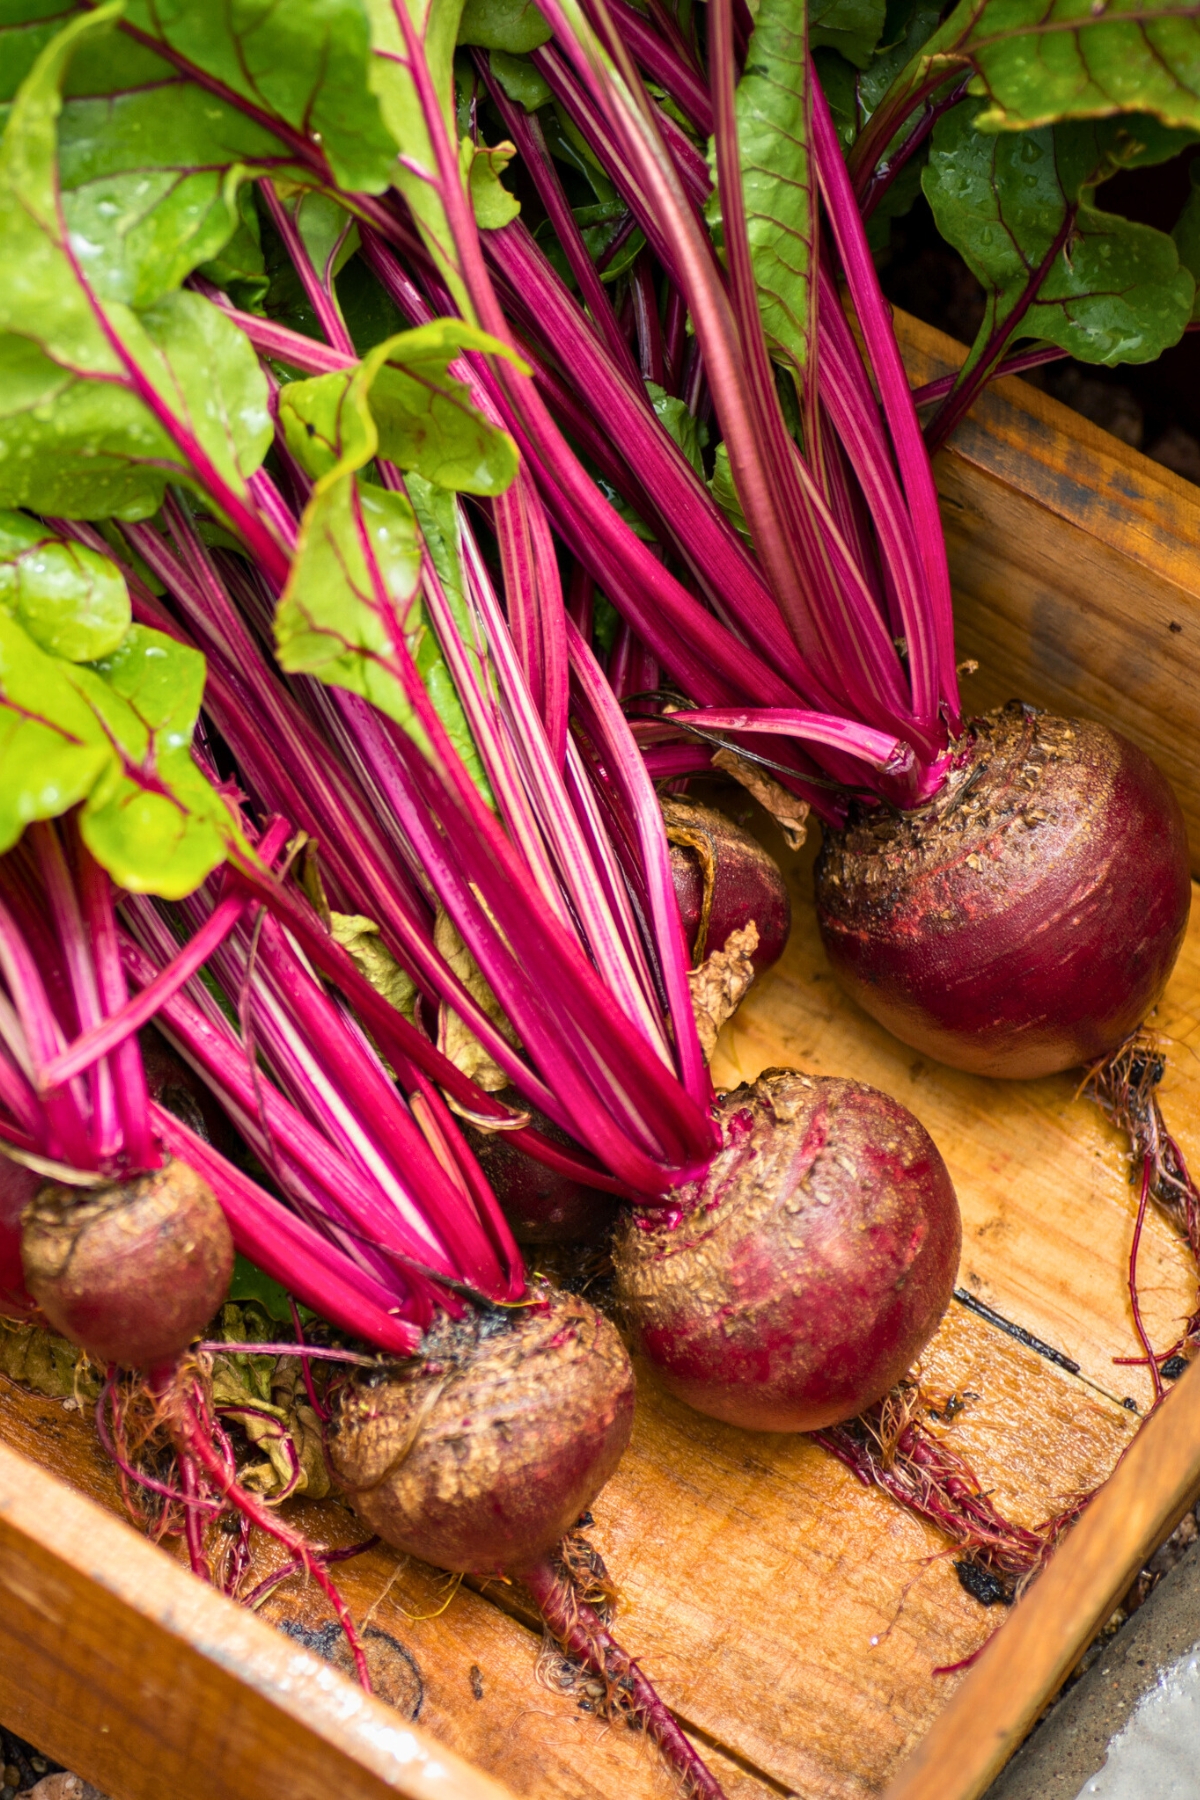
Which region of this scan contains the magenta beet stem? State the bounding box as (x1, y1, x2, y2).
(522, 1555, 727, 1800)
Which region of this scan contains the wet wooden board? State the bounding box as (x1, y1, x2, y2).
(895, 309, 1200, 875)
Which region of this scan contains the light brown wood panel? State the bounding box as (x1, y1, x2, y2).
(0, 1431, 512, 1800)
(0, 1376, 772, 1800)
(0, 1303, 1133, 1800)
(895, 310, 1200, 871)
(713, 821, 1200, 1417)
(882, 1351, 1200, 1800)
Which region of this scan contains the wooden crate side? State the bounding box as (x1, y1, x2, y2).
(882, 1352, 1200, 1800)
(895, 310, 1200, 871)
(0, 1436, 512, 1800)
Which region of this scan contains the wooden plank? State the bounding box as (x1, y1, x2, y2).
(0, 1433, 513, 1800)
(894, 308, 1200, 872)
(0, 1377, 770, 1800)
(0, 1282, 1135, 1799)
(880, 1350, 1200, 1800)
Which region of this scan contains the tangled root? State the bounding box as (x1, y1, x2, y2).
(95, 1351, 376, 1689)
(1084, 1030, 1200, 1400)
(524, 1537, 727, 1800)
(815, 1377, 1088, 1609)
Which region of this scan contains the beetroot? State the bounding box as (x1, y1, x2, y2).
(614, 1068, 960, 1432)
(465, 1092, 618, 1243)
(664, 797, 791, 975)
(327, 1286, 634, 1574)
(21, 1158, 234, 1368)
(0, 1159, 39, 1320)
(815, 705, 1191, 1079)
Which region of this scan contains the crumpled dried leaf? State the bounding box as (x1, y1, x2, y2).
(434, 906, 519, 1092)
(0, 1316, 99, 1405)
(712, 749, 809, 850)
(330, 912, 418, 1022)
(688, 921, 759, 1062)
(207, 1302, 330, 1500)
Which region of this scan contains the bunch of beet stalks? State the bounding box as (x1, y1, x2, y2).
(0, 0, 1196, 1791)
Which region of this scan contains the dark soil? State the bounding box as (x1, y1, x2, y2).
(0, 1727, 65, 1799)
(878, 143, 1200, 482)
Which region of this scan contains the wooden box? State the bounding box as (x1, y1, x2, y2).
(3, 312, 1200, 1800)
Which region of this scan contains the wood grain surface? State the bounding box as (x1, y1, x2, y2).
(0, 1432, 513, 1800)
(880, 1350, 1200, 1800)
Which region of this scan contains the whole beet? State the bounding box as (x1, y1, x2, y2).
(815, 704, 1190, 1079)
(614, 1068, 960, 1433)
(664, 797, 791, 974)
(21, 1158, 234, 1368)
(327, 1286, 634, 1574)
(465, 1091, 617, 1243)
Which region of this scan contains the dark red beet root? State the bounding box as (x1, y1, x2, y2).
(614, 1068, 960, 1432)
(21, 1158, 234, 1368)
(0, 1159, 39, 1319)
(664, 798, 791, 974)
(465, 1092, 617, 1243)
(815, 705, 1191, 1079)
(327, 1286, 634, 1574)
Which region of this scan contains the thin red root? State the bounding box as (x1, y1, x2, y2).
(815, 1379, 1086, 1602)
(176, 1391, 373, 1692)
(522, 1551, 727, 1800)
(1130, 1159, 1165, 1406)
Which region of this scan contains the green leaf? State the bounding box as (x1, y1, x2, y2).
(0, 610, 113, 851)
(365, 0, 473, 313)
(53, 78, 290, 308)
(198, 182, 270, 312)
(925, 100, 1196, 368)
(810, 0, 887, 70)
(404, 470, 494, 795)
(457, 0, 552, 51)
(488, 48, 552, 110)
(0, 8, 272, 519)
(877, 0, 1200, 151)
(72, 625, 240, 897)
(1, 2, 174, 105)
(280, 319, 520, 494)
(709, 442, 751, 541)
(277, 350, 491, 798)
(646, 381, 706, 475)
(336, 252, 407, 352)
(121, 0, 398, 192)
(718, 0, 815, 373)
(275, 474, 432, 740)
(464, 134, 521, 228)
(0, 604, 234, 893)
(0, 509, 130, 660)
(136, 288, 275, 488)
(964, 0, 1200, 133)
(273, 182, 361, 287)
(228, 1252, 305, 1324)
(1173, 161, 1200, 318)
